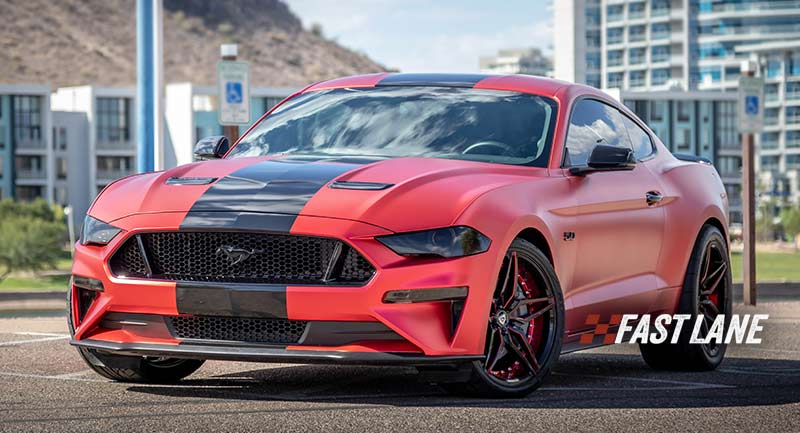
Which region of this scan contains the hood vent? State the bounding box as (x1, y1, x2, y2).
(329, 180, 394, 191)
(166, 177, 217, 185)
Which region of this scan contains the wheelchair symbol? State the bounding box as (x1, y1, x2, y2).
(225, 82, 243, 104)
(745, 95, 759, 116)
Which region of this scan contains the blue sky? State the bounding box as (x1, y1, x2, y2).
(287, 0, 552, 73)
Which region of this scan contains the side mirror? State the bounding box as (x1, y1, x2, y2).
(570, 144, 635, 176)
(194, 136, 230, 160)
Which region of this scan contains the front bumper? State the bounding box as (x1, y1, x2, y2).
(70, 213, 502, 358)
(71, 338, 482, 366)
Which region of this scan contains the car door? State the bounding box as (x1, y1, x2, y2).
(561, 98, 665, 333)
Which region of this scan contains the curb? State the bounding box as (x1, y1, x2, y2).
(0, 291, 65, 312)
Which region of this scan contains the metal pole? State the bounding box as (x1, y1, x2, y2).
(136, 0, 155, 173)
(741, 65, 757, 306)
(221, 44, 240, 144)
(152, 0, 165, 171)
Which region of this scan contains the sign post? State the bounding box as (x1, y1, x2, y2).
(738, 61, 764, 306)
(218, 44, 250, 144)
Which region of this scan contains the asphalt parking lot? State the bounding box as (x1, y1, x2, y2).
(1, 302, 799, 433)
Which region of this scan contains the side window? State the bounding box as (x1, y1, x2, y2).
(564, 99, 632, 166)
(622, 115, 655, 161)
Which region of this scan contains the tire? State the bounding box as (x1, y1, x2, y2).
(639, 224, 732, 371)
(443, 238, 565, 398)
(67, 287, 204, 383)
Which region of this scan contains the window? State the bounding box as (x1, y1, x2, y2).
(12, 95, 42, 144)
(630, 70, 646, 87)
(564, 99, 631, 167)
(607, 4, 624, 21)
(607, 28, 623, 45)
(650, 100, 666, 122)
(677, 101, 692, 122)
(629, 47, 646, 64)
(760, 155, 780, 171)
(787, 131, 800, 147)
(230, 87, 559, 168)
(15, 185, 43, 202)
(788, 154, 800, 169)
(607, 72, 623, 88)
(652, 45, 670, 63)
(628, 25, 646, 42)
(622, 115, 655, 160)
(586, 52, 601, 70)
(761, 132, 779, 149)
(652, 23, 670, 39)
(699, 66, 721, 84)
(96, 97, 131, 143)
(58, 127, 67, 151)
(652, 68, 670, 85)
(652, 0, 669, 15)
(56, 157, 68, 180)
(607, 50, 624, 67)
(629, 2, 645, 18)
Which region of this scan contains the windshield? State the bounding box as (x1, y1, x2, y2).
(228, 86, 558, 166)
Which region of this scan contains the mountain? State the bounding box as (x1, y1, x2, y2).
(0, 0, 386, 88)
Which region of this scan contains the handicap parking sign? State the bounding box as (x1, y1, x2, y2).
(745, 95, 759, 116)
(225, 82, 243, 104)
(218, 61, 250, 124)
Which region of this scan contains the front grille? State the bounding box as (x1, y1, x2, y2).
(109, 232, 375, 285)
(167, 315, 308, 344)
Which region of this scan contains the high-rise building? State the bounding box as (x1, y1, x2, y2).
(554, 0, 800, 210)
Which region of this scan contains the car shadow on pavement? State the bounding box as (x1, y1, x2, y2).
(126, 353, 800, 409)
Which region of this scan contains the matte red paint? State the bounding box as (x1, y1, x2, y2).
(72, 74, 728, 358)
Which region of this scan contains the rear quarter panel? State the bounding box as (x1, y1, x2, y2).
(647, 151, 728, 296)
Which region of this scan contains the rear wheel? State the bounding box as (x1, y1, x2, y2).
(443, 239, 565, 397)
(639, 224, 732, 371)
(67, 287, 204, 383)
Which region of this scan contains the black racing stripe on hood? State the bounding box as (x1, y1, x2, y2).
(180, 158, 368, 231)
(376, 73, 490, 88)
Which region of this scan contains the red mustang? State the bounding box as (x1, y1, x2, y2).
(69, 73, 732, 397)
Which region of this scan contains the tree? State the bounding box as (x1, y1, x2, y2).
(780, 206, 800, 250)
(0, 199, 66, 281)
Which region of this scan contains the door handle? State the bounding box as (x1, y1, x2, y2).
(646, 191, 663, 206)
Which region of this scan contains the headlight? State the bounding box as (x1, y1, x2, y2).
(80, 216, 122, 246)
(377, 226, 491, 258)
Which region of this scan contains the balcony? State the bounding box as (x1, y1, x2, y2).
(766, 92, 781, 102)
(96, 140, 135, 151)
(651, 30, 670, 40)
(15, 139, 45, 150)
(700, 1, 800, 14)
(16, 169, 46, 180)
(96, 169, 134, 181)
(651, 7, 670, 17)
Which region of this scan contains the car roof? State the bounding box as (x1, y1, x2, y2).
(304, 72, 599, 100)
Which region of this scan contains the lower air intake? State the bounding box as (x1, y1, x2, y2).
(167, 316, 308, 345)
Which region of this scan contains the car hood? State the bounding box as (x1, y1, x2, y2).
(91, 155, 545, 232)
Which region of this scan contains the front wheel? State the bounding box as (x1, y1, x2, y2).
(443, 238, 565, 398)
(67, 287, 204, 383)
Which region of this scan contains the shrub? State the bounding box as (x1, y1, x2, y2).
(0, 199, 67, 280)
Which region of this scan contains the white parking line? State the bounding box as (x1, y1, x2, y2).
(10, 332, 70, 337)
(0, 336, 69, 347)
(551, 372, 735, 389)
(0, 371, 105, 383)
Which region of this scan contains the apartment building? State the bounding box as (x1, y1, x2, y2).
(479, 48, 553, 76)
(51, 86, 137, 198)
(0, 85, 53, 203)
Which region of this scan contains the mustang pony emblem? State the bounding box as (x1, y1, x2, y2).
(215, 245, 264, 266)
